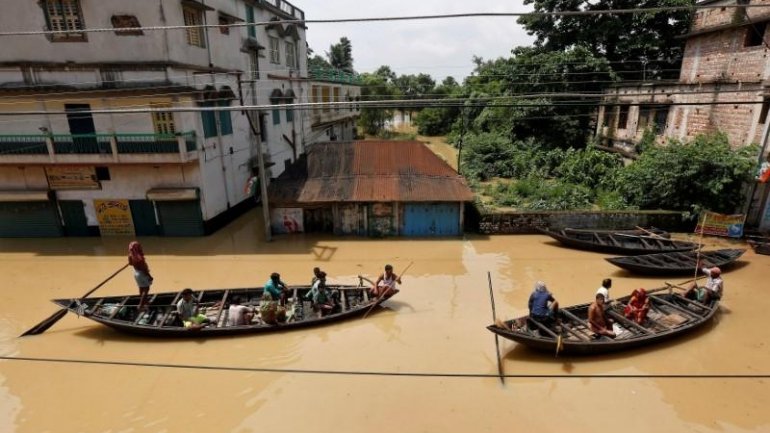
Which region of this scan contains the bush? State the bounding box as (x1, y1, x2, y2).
(617, 133, 758, 213)
(489, 177, 593, 210)
(556, 146, 623, 191)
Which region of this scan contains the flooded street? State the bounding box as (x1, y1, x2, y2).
(0, 212, 769, 433)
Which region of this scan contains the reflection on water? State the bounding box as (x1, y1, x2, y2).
(0, 211, 768, 432)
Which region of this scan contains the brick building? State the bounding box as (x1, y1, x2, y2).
(596, 0, 770, 230)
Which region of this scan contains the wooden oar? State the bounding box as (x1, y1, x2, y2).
(20, 263, 130, 337)
(635, 226, 664, 239)
(362, 262, 413, 319)
(487, 272, 505, 384)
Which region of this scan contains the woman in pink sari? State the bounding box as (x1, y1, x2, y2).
(624, 288, 650, 324)
(128, 241, 153, 311)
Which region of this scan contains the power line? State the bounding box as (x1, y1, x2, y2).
(1, 356, 767, 380)
(0, 5, 767, 38)
(0, 97, 766, 117)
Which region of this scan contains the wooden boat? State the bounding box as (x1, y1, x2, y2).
(748, 240, 770, 256)
(51, 282, 393, 337)
(605, 248, 746, 275)
(538, 228, 698, 255)
(487, 289, 719, 355)
(563, 227, 670, 239)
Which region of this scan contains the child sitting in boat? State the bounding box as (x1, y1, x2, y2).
(624, 288, 650, 324)
(176, 288, 212, 329)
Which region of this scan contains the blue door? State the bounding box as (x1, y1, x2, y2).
(403, 203, 460, 236)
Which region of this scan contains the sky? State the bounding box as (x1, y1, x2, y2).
(299, 0, 534, 82)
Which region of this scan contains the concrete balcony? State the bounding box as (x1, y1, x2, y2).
(0, 132, 198, 165)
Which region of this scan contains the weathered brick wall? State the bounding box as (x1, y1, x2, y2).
(681, 31, 768, 84)
(691, 1, 770, 32)
(477, 211, 689, 235)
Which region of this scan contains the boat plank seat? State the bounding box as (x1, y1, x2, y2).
(527, 317, 559, 338)
(214, 290, 229, 327)
(560, 309, 612, 341)
(89, 298, 105, 315)
(606, 309, 652, 335)
(671, 293, 713, 311)
(156, 289, 187, 328)
(107, 296, 131, 320)
(133, 293, 159, 324)
(650, 296, 700, 318)
(560, 322, 590, 341)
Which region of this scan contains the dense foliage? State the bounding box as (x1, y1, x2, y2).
(617, 133, 759, 214)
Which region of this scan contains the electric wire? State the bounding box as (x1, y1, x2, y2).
(0, 356, 768, 380)
(0, 4, 767, 38)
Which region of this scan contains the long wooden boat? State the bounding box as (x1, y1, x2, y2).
(605, 248, 746, 275)
(487, 289, 718, 355)
(538, 228, 698, 255)
(51, 283, 393, 337)
(748, 240, 770, 256)
(563, 227, 670, 238)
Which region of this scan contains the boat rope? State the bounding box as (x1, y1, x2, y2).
(1, 356, 768, 380)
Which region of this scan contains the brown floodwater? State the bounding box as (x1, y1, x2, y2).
(0, 212, 768, 433)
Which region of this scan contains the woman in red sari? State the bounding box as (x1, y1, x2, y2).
(624, 288, 650, 324)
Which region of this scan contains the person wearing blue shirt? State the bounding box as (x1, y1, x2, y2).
(264, 272, 288, 305)
(528, 281, 560, 323)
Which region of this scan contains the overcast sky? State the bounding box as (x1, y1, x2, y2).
(300, 1, 534, 82)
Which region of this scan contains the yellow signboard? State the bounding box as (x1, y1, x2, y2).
(94, 199, 135, 236)
(45, 166, 100, 190)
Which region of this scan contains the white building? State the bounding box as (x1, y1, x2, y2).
(0, 0, 359, 237)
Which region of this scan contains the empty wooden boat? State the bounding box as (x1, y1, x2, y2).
(487, 289, 718, 355)
(538, 228, 698, 255)
(605, 248, 746, 275)
(563, 227, 670, 238)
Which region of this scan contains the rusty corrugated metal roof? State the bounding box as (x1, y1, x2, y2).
(268, 140, 475, 205)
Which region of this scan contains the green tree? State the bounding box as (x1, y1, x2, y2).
(358, 71, 397, 135)
(518, 0, 693, 80)
(462, 46, 615, 149)
(308, 54, 331, 70)
(327, 37, 354, 72)
(617, 133, 758, 213)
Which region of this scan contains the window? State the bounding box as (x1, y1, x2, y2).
(218, 16, 230, 35)
(321, 86, 331, 113)
(602, 106, 612, 128)
(269, 36, 280, 64)
(218, 100, 233, 136)
(637, 105, 652, 132)
(44, 0, 85, 41)
(201, 103, 218, 138)
(312, 85, 320, 114)
(653, 105, 670, 134)
(285, 108, 294, 122)
(285, 41, 297, 69)
(617, 105, 630, 129)
(151, 104, 176, 135)
(183, 7, 205, 48)
(333, 87, 340, 112)
(760, 97, 770, 125)
(245, 6, 255, 38)
(249, 51, 259, 81)
(745, 21, 768, 47)
(272, 109, 281, 125)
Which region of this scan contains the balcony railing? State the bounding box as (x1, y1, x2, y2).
(264, 0, 304, 20)
(51, 134, 112, 154)
(0, 135, 49, 155)
(309, 66, 362, 85)
(0, 131, 197, 160)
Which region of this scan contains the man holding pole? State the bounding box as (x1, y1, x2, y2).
(372, 264, 402, 298)
(684, 264, 723, 304)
